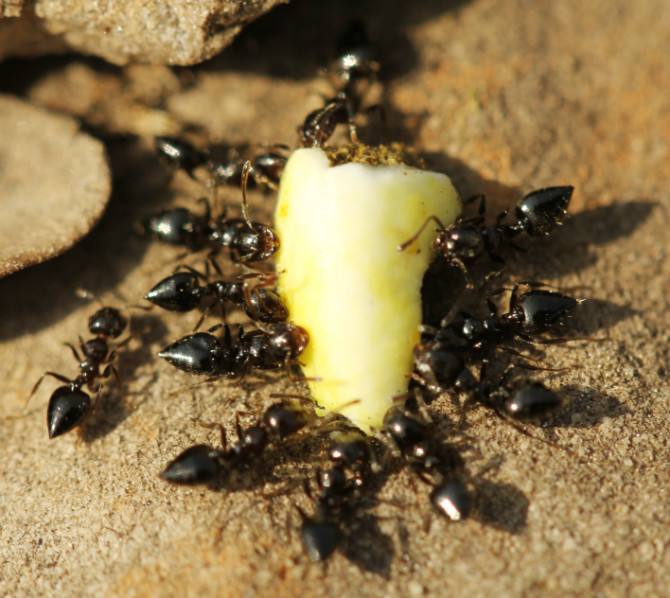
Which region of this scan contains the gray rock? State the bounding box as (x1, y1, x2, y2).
(0, 95, 110, 278)
(0, 0, 286, 65)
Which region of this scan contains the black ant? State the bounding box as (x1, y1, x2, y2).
(155, 136, 209, 180)
(158, 322, 309, 378)
(383, 404, 472, 522)
(430, 283, 583, 354)
(298, 428, 377, 561)
(299, 21, 382, 150)
(160, 400, 311, 486)
(399, 187, 574, 287)
(412, 283, 582, 401)
(330, 19, 380, 89)
(299, 91, 362, 148)
(143, 164, 279, 264)
(30, 306, 129, 438)
(145, 263, 287, 326)
(155, 136, 287, 190)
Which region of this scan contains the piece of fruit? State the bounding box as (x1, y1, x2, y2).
(274, 147, 461, 433)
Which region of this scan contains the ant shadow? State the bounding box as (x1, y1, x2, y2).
(342, 512, 395, 578)
(79, 313, 169, 442)
(339, 453, 401, 578)
(543, 386, 629, 429)
(194, 0, 473, 83)
(475, 480, 529, 535)
(0, 136, 176, 341)
(510, 200, 658, 280)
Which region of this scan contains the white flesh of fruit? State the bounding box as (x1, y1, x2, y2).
(274, 148, 461, 433)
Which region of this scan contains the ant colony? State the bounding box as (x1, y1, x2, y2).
(30, 21, 584, 563)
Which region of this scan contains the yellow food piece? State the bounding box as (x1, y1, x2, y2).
(274, 148, 461, 433)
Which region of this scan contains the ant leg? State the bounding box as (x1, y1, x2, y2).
(495, 208, 509, 225)
(343, 95, 361, 144)
(509, 284, 521, 312)
(285, 359, 321, 383)
(30, 371, 72, 397)
(101, 363, 122, 386)
(173, 263, 208, 281)
(64, 342, 82, 363)
(418, 324, 440, 336)
(364, 103, 386, 127)
(477, 194, 487, 217)
(398, 215, 448, 252)
(192, 306, 213, 332)
(113, 335, 133, 351)
(206, 322, 225, 334)
(208, 256, 226, 279)
(462, 193, 485, 208)
(486, 298, 498, 318)
(195, 196, 212, 223)
(193, 418, 228, 450)
(450, 257, 475, 289)
(502, 416, 577, 457)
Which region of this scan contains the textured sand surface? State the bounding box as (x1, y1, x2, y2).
(0, 1, 668, 596)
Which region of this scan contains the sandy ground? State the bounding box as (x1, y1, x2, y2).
(0, 1, 669, 596)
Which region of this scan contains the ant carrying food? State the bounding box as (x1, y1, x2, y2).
(143, 162, 279, 264)
(145, 264, 287, 327)
(399, 187, 574, 287)
(30, 306, 129, 438)
(158, 321, 309, 378)
(160, 400, 311, 486)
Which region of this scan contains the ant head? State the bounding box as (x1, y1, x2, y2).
(88, 307, 127, 338)
(273, 324, 309, 358)
(444, 226, 486, 259)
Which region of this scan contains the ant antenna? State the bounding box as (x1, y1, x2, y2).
(398, 215, 448, 252)
(240, 160, 255, 230)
